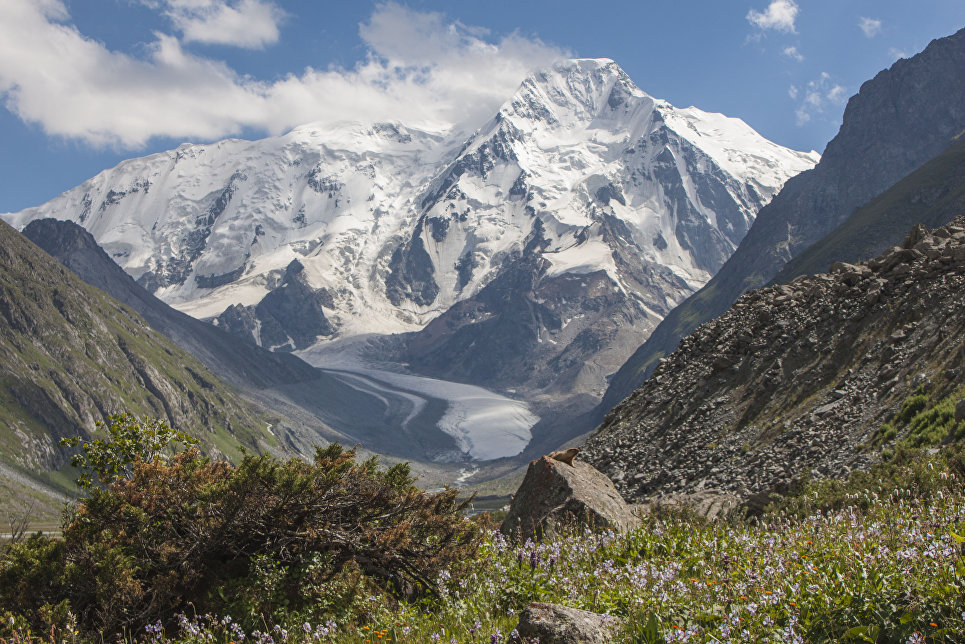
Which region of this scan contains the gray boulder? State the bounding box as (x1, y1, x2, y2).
(956, 398, 965, 422)
(638, 490, 741, 521)
(515, 602, 623, 643)
(500, 456, 640, 540)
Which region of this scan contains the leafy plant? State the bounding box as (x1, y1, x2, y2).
(59, 413, 198, 489)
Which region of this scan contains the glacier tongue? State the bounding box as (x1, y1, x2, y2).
(2, 58, 818, 459)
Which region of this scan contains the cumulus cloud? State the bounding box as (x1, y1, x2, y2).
(794, 72, 848, 126)
(0, 1, 567, 148)
(782, 46, 804, 62)
(154, 0, 285, 49)
(747, 0, 799, 33)
(858, 17, 882, 39)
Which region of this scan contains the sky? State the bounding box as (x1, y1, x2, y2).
(1, 0, 964, 213)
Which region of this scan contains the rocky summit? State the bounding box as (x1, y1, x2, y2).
(581, 217, 965, 503)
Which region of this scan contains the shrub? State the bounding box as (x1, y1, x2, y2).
(60, 413, 198, 489)
(2, 434, 481, 636)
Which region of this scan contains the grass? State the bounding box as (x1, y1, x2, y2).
(11, 449, 962, 643)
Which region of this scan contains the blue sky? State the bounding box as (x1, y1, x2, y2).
(1, 0, 963, 212)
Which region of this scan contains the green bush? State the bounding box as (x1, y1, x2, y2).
(2, 426, 481, 637)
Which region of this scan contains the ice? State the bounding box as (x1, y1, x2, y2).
(299, 340, 538, 460)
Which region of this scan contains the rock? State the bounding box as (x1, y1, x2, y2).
(581, 216, 965, 505)
(956, 398, 965, 422)
(903, 223, 929, 249)
(500, 456, 640, 540)
(639, 491, 741, 522)
(515, 602, 623, 644)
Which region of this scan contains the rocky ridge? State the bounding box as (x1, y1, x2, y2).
(599, 26, 965, 417)
(582, 217, 965, 502)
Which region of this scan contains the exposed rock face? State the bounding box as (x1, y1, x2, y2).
(775, 137, 965, 283)
(582, 217, 965, 502)
(216, 259, 335, 351)
(600, 26, 965, 417)
(501, 455, 640, 540)
(515, 602, 623, 644)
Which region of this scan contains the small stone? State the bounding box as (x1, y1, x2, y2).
(515, 603, 623, 644)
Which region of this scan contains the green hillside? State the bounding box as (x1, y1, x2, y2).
(0, 220, 279, 523)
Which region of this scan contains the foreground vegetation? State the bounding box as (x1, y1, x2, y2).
(2, 417, 965, 642)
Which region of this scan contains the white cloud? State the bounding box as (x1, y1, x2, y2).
(782, 46, 804, 62)
(0, 1, 567, 148)
(889, 47, 909, 61)
(794, 72, 848, 126)
(154, 0, 285, 49)
(747, 0, 799, 33)
(858, 17, 881, 39)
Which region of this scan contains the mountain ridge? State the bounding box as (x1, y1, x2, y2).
(597, 26, 965, 418)
(0, 217, 282, 522)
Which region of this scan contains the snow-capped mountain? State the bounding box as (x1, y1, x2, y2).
(4, 58, 817, 406)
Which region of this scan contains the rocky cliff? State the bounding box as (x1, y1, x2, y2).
(773, 137, 965, 284)
(599, 27, 965, 417)
(581, 217, 965, 502)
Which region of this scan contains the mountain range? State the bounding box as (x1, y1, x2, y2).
(3, 59, 816, 433)
(5, 27, 965, 498)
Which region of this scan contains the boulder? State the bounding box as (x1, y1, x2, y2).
(956, 398, 965, 422)
(515, 602, 623, 644)
(638, 491, 741, 521)
(500, 456, 640, 540)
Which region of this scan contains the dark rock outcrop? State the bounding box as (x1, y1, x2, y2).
(500, 455, 640, 540)
(515, 602, 623, 644)
(216, 259, 335, 351)
(582, 217, 965, 503)
(600, 27, 965, 419)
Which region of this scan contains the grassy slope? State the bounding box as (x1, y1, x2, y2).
(0, 220, 280, 523)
